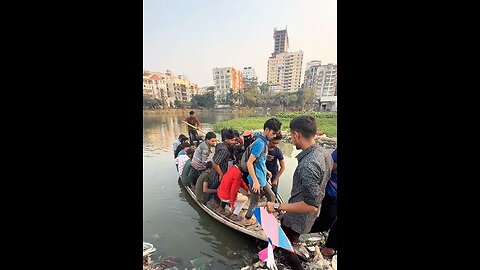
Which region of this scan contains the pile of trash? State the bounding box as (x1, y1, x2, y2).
(143, 242, 181, 270)
(240, 232, 337, 270)
(143, 236, 337, 270)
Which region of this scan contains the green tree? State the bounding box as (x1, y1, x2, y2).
(143, 96, 162, 110)
(276, 92, 287, 110)
(174, 99, 189, 108)
(243, 77, 258, 94)
(191, 92, 215, 109)
(257, 83, 270, 107)
(259, 83, 269, 95)
(225, 88, 234, 106)
(243, 91, 258, 107)
(297, 88, 316, 111)
(288, 94, 298, 108)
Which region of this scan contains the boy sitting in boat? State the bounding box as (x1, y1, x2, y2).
(179, 148, 195, 186)
(217, 159, 250, 222)
(195, 161, 217, 204)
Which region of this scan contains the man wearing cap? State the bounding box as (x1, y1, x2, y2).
(242, 130, 254, 149)
(240, 130, 255, 186)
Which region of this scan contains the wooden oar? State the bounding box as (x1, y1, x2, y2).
(182, 120, 207, 134)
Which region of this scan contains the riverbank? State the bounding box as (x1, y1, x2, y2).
(214, 112, 337, 138)
(143, 107, 256, 115)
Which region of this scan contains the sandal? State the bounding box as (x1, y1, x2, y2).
(244, 217, 257, 226)
(320, 247, 336, 258)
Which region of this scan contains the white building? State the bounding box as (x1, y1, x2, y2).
(242, 67, 257, 80)
(149, 74, 167, 100)
(318, 95, 337, 112)
(142, 70, 198, 107)
(303, 62, 337, 97)
(267, 51, 303, 92)
(212, 67, 243, 104)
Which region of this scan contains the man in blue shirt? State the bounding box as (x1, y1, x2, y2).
(244, 118, 282, 226)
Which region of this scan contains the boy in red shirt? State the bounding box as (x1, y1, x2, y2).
(217, 160, 250, 221)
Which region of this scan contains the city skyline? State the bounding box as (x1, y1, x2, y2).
(144, 0, 337, 87)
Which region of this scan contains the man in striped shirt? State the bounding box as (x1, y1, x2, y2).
(204, 129, 236, 206)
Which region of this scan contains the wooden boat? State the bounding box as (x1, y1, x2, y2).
(178, 177, 284, 242)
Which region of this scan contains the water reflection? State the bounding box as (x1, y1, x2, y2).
(177, 180, 260, 268)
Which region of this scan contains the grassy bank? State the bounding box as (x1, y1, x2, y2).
(214, 112, 337, 138)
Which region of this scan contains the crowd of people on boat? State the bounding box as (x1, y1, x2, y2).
(172, 111, 337, 270)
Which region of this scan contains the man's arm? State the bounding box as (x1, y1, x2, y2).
(247, 154, 260, 193)
(195, 117, 200, 128)
(213, 162, 223, 181)
(266, 167, 322, 214)
(230, 176, 240, 208)
(203, 181, 217, 193)
(247, 140, 263, 193)
(272, 159, 286, 186)
(212, 146, 228, 181)
(267, 200, 318, 213)
(200, 145, 209, 164)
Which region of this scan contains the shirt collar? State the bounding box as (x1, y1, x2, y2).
(258, 133, 269, 144)
(296, 143, 320, 161)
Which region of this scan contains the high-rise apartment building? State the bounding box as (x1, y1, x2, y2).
(267, 51, 303, 92)
(273, 27, 289, 55)
(267, 27, 303, 92)
(303, 62, 337, 97)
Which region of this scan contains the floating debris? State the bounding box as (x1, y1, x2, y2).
(190, 257, 209, 270)
(143, 242, 157, 257)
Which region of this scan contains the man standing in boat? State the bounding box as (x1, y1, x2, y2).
(265, 132, 286, 198)
(185, 111, 200, 145)
(265, 115, 333, 270)
(243, 118, 282, 226)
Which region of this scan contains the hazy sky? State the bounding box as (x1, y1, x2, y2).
(144, 0, 336, 87)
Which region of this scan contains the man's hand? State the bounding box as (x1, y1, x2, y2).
(266, 170, 272, 179)
(265, 202, 275, 214)
(252, 181, 261, 194)
(272, 178, 278, 186)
